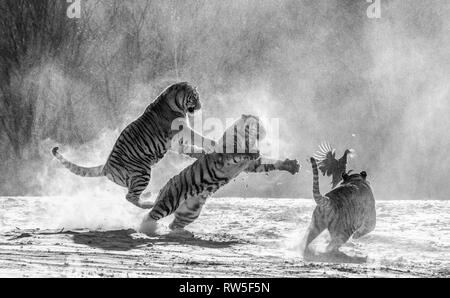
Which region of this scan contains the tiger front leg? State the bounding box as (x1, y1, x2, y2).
(302, 209, 327, 261)
(245, 158, 300, 175)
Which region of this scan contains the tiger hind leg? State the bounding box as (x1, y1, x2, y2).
(139, 186, 186, 236)
(125, 172, 153, 209)
(169, 194, 207, 231)
(138, 213, 158, 236)
(303, 209, 327, 260)
(325, 234, 348, 253)
(324, 231, 366, 263)
(139, 198, 196, 237)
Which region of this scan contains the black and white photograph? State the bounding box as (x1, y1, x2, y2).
(0, 0, 449, 281)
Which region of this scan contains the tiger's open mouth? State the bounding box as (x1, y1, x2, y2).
(187, 103, 201, 116)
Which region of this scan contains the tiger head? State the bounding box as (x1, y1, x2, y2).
(341, 170, 368, 185)
(162, 82, 201, 116)
(218, 114, 267, 153)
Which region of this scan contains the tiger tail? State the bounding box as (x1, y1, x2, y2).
(52, 147, 104, 177)
(310, 157, 330, 208)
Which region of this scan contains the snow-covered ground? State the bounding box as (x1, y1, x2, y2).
(0, 196, 449, 277)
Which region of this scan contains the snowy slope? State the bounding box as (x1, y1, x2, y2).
(0, 197, 449, 277)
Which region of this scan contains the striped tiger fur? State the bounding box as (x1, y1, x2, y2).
(304, 157, 376, 260)
(52, 82, 214, 209)
(139, 114, 300, 235)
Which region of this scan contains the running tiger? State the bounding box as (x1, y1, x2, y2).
(303, 157, 376, 262)
(52, 82, 214, 209)
(139, 114, 300, 235)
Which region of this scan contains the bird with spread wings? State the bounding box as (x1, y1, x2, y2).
(313, 142, 354, 189)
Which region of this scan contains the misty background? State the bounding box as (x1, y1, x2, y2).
(0, 0, 449, 200)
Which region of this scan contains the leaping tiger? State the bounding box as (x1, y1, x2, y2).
(139, 114, 300, 235)
(303, 157, 376, 263)
(52, 82, 215, 209)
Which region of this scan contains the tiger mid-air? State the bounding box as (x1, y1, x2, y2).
(52, 82, 215, 209)
(139, 114, 301, 236)
(302, 143, 376, 263)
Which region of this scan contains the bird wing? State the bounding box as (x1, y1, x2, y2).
(314, 143, 355, 189)
(313, 142, 338, 177)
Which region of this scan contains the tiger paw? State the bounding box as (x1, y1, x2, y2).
(138, 214, 158, 236)
(303, 248, 316, 262)
(138, 200, 154, 209)
(141, 191, 152, 199)
(331, 251, 368, 264)
(280, 159, 300, 174)
(168, 228, 194, 239)
(326, 250, 367, 264)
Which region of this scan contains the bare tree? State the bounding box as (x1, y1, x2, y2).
(0, 0, 90, 159)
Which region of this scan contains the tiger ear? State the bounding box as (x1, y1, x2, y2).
(360, 171, 367, 179)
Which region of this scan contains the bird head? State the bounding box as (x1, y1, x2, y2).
(344, 148, 355, 159)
